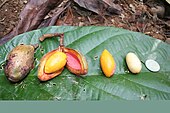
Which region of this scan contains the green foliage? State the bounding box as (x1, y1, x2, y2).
(0, 26, 170, 100)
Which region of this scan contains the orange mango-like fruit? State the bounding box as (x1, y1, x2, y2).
(100, 49, 116, 77)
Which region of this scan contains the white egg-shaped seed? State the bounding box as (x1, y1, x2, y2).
(126, 52, 142, 74)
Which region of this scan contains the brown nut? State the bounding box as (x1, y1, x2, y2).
(5, 44, 38, 82)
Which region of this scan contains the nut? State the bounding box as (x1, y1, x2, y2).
(5, 44, 37, 82)
(44, 51, 67, 74)
(100, 49, 116, 77)
(126, 52, 142, 74)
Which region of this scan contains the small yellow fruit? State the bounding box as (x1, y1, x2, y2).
(126, 52, 142, 74)
(100, 49, 116, 77)
(44, 51, 67, 73)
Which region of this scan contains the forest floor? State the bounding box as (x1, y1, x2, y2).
(0, 0, 170, 43)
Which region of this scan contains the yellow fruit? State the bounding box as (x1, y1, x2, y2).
(100, 49, 116, 77)
(44, 51, 67, 73)
(126, 52, 142, 74)
(38, 49, 65, 81)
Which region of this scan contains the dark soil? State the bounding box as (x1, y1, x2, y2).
(0, 0, 27, 38)
(0, 0, 170, 43)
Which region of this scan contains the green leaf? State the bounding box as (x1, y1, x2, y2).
(0, 26, 170, 100)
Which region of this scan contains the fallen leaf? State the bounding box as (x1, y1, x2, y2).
(73, 0, 122, 15)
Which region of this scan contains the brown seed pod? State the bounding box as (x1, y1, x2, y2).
(5, 44, 38, 82)
(64, 48, 88, 75)
(38, 33, 88, 81)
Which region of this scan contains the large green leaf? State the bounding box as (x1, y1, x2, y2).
(0, 26, 170, 100)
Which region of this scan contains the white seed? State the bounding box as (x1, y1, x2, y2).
(126, 52, 142, 74)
